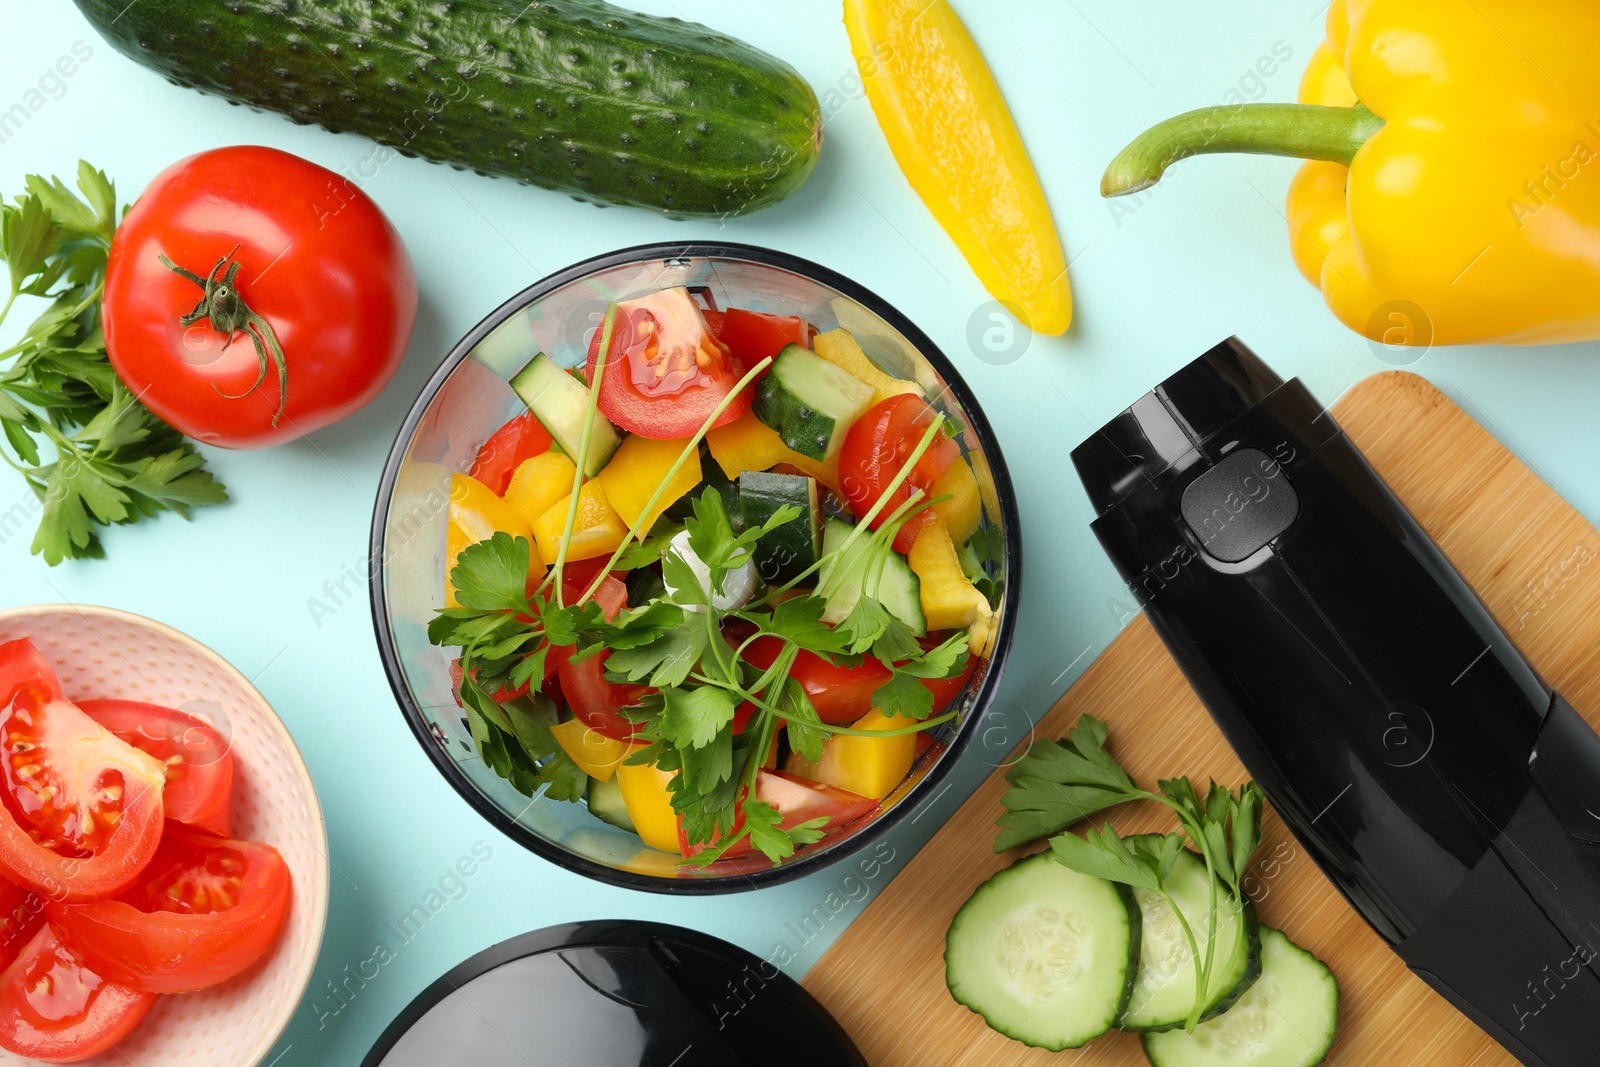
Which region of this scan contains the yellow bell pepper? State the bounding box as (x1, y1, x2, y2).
(596, 434, 702, 534)
(615, 755, 679, 853)
(446, 473, 543, 608)
(503, 452, 576, 529)
(815, 708, 915, 801)
(549, 719, 629, 782)
(532, 479, 629, 564)
(813, 329, 921, 405)
(908, 517, 992, 633)
(705, 410, 840, 491)
(1102, 0, 1600, 347)
(929, 460, 981, 547)
(845, 0, 1072, 335)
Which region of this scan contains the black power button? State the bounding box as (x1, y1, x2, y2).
(1180, 447, 1299, 563)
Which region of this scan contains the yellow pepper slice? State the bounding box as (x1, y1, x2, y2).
(845, 0, 1072, 335)
(549, 719, 629, 782)
(446, 473, 543, 608)
(504, 452, 577, 528)
(930, 460, 981, 547)
(908, 517, 991, 633)
(816, 708, 916, 801)
(705, 410, 840, 491)
(596, 434, 702, 533)
(532, 480, 628, 564)
(813, 329, 921, 405)
(615, 755, 679, 853)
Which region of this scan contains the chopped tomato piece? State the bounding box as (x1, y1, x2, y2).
(707, 307, 813, 370)
(470, 411, 553, 495)
(585, 288, 752, 439)
(77, 700, 234, 838)
(0, 924, 156, 1062)
(755, 770, 876, 833)
(0, 880, 44, 973)
(49, 826, 291, 994)
(0, 640, 166, 901)
(741, 635, 892, 725)
(550, 567, 652, 741)
(839, 394, 960, 554)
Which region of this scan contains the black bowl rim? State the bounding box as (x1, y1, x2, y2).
(369, 241, 1022, 895)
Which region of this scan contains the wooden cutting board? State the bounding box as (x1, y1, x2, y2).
(804, 371, 1600, 1067)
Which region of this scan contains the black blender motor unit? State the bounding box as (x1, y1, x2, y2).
(1071, 339, 1600, 1067)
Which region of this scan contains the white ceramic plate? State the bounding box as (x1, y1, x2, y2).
(0, 605, 328, 1067)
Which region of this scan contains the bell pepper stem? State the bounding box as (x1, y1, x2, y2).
(1102, 103, 1386, 197)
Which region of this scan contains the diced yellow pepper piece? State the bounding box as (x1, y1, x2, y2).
(909, 517, 992, 632)
(532, 480, 629, 563)
(447, 473, 544, 608)
(549, 719, 629, 782)
(930, 460, 982, 546)
(706, 410, 841, 491)
(504, 452, 577, 528)
(814, 328, 923, 404)
(596, 434, 703, 534)
(816, 708, 916, 800)
(444, 520, 474, 609)
(616, 753, 679, 853)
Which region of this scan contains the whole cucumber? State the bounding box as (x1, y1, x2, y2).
(73, 0, 822, 218)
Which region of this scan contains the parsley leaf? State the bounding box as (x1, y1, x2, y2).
(993, 715, 1142, 853)
(833, 595, 892, 655)
(778, 678, 826, 764)
(871, 672, 934, 721)
(451, 533, 534, 612)
(659, 685, 736, 752)
(604, 620, 707, 688)
(752, 594, 847, 656)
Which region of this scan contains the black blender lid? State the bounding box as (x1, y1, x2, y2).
(1071, 337, 1286, 517)
(361, 920, 866, 1067)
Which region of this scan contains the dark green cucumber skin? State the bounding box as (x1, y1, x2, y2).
(72, 0, 822, 217)
(739, 470, 818, 584)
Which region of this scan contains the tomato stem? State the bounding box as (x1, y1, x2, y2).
(159, 245, 291, 427)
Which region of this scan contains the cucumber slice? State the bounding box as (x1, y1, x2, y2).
(1120, 837, 1261, 1031)
(509, 353, 621, 478)
(586, 775, 635, 833)
(819, 518, 925, 635)
(752, 343, 876, 461)
(946, 853, 1140, 1051)
(1142, 927, 1338, 1067)
(739, 470, 820, 585)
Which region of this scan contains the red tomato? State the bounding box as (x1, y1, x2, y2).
(0, 881, 44, 974)
(707, 307, 812, 368)
(103, 146, 418, 449)
(77, 700, 234, 838)
(549, 567, 651, 740)
(916, 633, 979, 712)
(839, 395, 961, 554)
(755, 770, 876, 833)
(470, 412, 554, 495)
(585, 287, 751, 439)
(742, 635, 892, 725)
(0, 924, 156, 1061)
(0, 641, 166, 901)
(49, 826, 291, 995)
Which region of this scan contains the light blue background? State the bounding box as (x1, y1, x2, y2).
(4, 2, 1599, 1064)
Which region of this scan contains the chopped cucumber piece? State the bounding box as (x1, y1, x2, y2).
(1142, 926, 1338, 1067)
(819, 518, 925, 635)
(739, 470, 820, 585)
(586, 775, 635, 833)
(946, 853, 1139, 1051)
(1120, 837, 1261, 1031)
(752, 343, 876, 461)
(509, 353, 621, 477)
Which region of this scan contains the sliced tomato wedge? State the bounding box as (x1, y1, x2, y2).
(76, 700, 233, 839)
(585, 287, 751, 439)
(756, 769, 877, 832)
(703, 307, 813, 369)
(839, 394, 961, 554)
(0, 880, 44, 974)
(0, 923, 156, 1062)
(470, 411, 554, 495)
(0, 640, 166, 902)
(49, 826, 291, 995)
(741, 635, 892, 725)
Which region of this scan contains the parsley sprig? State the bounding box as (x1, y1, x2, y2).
(0, 164, 227, 562)
(995, 715, 1264, 1031)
